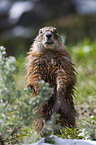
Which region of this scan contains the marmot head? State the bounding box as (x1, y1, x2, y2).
(31, 26, 65, 53)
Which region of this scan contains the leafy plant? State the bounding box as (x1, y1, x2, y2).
(0, 46, 22, 144)
(19, 80, 53, 126)
(19, 81, 60, 144)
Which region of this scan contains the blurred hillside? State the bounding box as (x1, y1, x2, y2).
(0, 0, 96, 56)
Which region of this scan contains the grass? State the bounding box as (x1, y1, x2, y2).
(15, 39, 96, 142)
(69, 39, 96, 140)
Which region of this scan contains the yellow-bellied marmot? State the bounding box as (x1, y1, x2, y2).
(26, 26, 76, 132)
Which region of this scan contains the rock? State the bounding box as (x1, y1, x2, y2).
(28, 135, 96, 145)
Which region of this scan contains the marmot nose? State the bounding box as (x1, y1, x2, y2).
(46, 33, 52, 39)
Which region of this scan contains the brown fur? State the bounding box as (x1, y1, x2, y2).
(26, 26, 76, 132)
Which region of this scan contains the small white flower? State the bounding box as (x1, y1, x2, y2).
(2, 113, 5, 118)
(90, 115, 94, 119)
(2, 51, 6, 55)
(83, 46, 91, 53)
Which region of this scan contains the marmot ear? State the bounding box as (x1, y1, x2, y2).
(39, 29, 43, 34)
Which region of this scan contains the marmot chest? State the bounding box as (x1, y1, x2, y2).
(37, 55, 60, 85)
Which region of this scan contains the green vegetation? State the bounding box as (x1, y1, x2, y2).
(0, 39, 96, 144)
(0, 46, 22, 144)
(69, 39, 96, 140)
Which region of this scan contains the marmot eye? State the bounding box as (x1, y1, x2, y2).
(39, 29, 43, 34)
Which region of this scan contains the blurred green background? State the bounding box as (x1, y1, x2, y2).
(0, 0, 96, 56)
